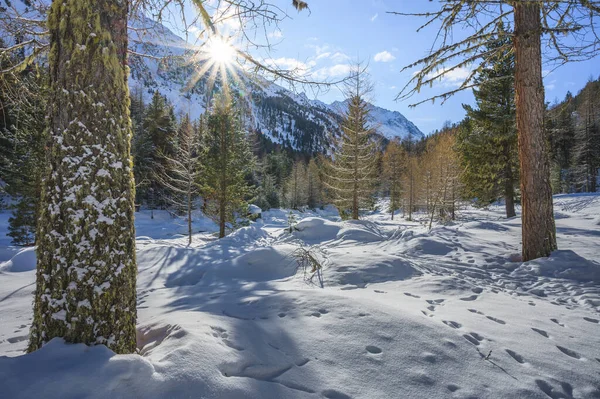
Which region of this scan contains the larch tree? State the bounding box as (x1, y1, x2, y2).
(29, 0, 137, 353)
(456, 26, 519, 218)
(284, 160, 309, 210)
(203, 94, 254, 238)
(323, 66, 378, 220)
(154, 114, 203, 245)
(306, 158, 323, 210)
(382, 139, 405, 220)
(391, 1, 600, 261)
(402, 153, 419, 221)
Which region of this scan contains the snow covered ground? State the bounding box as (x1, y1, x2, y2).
(0, 195, 599, 399)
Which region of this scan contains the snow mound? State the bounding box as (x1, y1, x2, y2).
(397, 231, 454, 256)
(511, 250, 600, 282)
(0, 247, 36, 273)
(327, 255, 420, 288)
(336, 220, 384, 242)
(293, 218, 340, 243)
(462, 221, 509, 232)
(224, 245, 297, 281)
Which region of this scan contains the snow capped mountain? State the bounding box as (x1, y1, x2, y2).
(2, 0, 424, 153)
(329, 100, 424, 141)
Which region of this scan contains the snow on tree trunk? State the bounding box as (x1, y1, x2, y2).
(29, 0, 137, 354)
(514, 1, 557, 261)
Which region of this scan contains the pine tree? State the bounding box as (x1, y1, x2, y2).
(154, 114, 203, 244)
(0, 65, 47, 245)
(547, 93, 576, 193)
(7, 197, 36, 246)
(29, 0, 137, 354)
(203, 95, 254, 238)
(457, 27, 519, 218)
(323, 67, 378, 220)
(382, 139, 405, 220)
(572, 79, 600, 192)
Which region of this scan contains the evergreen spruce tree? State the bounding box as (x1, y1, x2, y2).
(7, 197, 36, 246)
(547, 93, 576, 193)
(323, 67, 378, 220)
(382, 139, 405, 220)
(456, 27, 519, 218)
(134, 91, 177, 210)
(572, 79, 600, 192)
(29, 0, 137, 353)
(0, 65, 47, 245)
(203, 95, 254, 238)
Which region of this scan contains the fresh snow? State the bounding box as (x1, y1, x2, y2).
(0, 195, 599, 398)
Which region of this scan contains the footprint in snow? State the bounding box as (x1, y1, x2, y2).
(463, 334, 480, 346)
(531, 328, 549, 338)
(486, 316, 506, 325)
(446, 384, 461, 392)
(374, 290, 385, 294)
(471, 287, 483, 294)
(366, 345, 382, 354)
(442, 320, 462, 329)
(505, 349, 525, 364)
(468, 308, 484, 315)
(536, 379, 574, 399)
(460, 295, 479, 301)
(426, 299, 445, 305)
(404, 292, 420, 298)
(556, 345, 581, 359)
(583, 317, 599, 324)
(322, 389, 352, 399)
(550, 318, 565, 327)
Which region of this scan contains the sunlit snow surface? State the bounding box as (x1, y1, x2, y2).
(1, 195, 599, 398)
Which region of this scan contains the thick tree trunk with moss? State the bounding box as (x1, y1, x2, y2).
(29, 0, 137, 354)
(513, 2, 557, 261)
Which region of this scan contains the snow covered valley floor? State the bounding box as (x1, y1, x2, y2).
(1, 194, 599, 399)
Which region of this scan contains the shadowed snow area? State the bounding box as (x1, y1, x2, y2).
(1, 195, 599, 398)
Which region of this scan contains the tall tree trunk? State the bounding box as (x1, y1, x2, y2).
(513, 1, 557, 261)
(503, 155, 516, 218)
(187, 191, 192, 245)
(29, 0, 137, 353)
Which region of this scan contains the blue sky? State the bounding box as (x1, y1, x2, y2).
(175, 0, 600, 135)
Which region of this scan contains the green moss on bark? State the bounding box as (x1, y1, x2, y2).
(28, 0, 137, 354)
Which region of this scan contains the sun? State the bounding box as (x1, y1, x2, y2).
(205, 36, 236, 65)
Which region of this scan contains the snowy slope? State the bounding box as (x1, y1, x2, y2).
(0, 194, 599, 398)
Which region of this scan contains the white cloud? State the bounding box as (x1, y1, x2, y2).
(373, 51, 396, 63)
(370, 13, 378, 22)
(269, 57, 311, 73)
(314, 64, 352, 79)
(423, 66, 472, 87)
(331, 52, 350, 62)
(268, 30, 283, 39)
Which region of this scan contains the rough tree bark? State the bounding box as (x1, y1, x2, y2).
(29, 0, 137, 353)
(513, 1, 557, 261)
